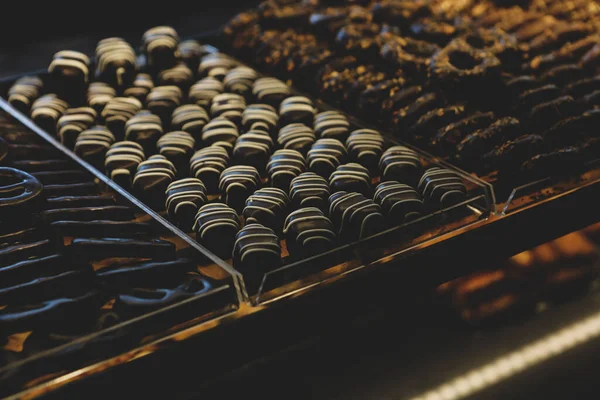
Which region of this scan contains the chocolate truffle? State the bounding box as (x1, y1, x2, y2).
(190, 145, 230, 194)
(417, 167, 467, 208)
(123, 73, 154, 104)
(252, 77, 291, 107)
(201, 117, 239, 146)
(266, 149, 306, 191)
(279, 96, 317, 126)
(101, 97, 143, 141)
(8, 76, 43, 114)
(210, 93, 246, 125)
(379, 145, 422, 186)
(289, 172, 331, 212)
(328, 191, 385, 241)
(224, 66, 260, 99)
(74, 126, 115, 170)
(313, 110, 351, 141)
(277, 123, 316, 155)
(87, 82, 116, 114)
(198, 53, 237, 80)
(124, 110, 163, 154)
(171, 104, 209, 143)
(48, 50, 90, 101)
(31, 94, 69, 135)
(233, 223, 281, 276)
(242, 104, 279, 135)
(329, 163, 372, 196)
(178, 40, 209, 72)
(104, 141, 145, 190)
(166, 178, 208, 231)
(56, 107, 97, 149)
(95, 37, 136, 88)
(243, 187, 289, 233)
(283, 207, 337, 257)
(233, 130, 274, 173)
(189, 77, 224, 109)
(193, 202, 241, 258)
(307, 138, 347, 178)
(373, 181, 424, 223)
(142, 26, 180, 70)
(156, 131, 195, 178)
(158, 63, 194, 91)
(146, 86, 182, 127)
(345, 129, 384, 174)
(133, 154, 176, 210)
(219, 165, 261, 213)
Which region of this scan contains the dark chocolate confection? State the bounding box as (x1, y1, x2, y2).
(132, 154, 176, 210)
(514, 84, 561, 116)
(146, 86, 182, 127)
(40, 206, 134, 224)
(219, 165, 261, 213)
(266, 149, 306, 191)
(224, 66, 260, 99)
(74, 126, 115, 170)
(277, 123, 315, 155)
(336, 22, 381, 60)
(123, 73, 154, 104)
(527, 22, 592, 55)
(279, 96, 316, 127)
(373, 181, 424, 223)
(408, 105, 468, 144)
(165, 178, 207, 231)
(171, 104, 209, 144)
(104, 141, 145, 190)
(101, 97, 143, 141)
(233, 130, 274, 173)
(528, 36, 600, 73)
(71, 238, 175, 261)
(481, 134, 546, 173)
(544, 109, 600, 145)
(371, 0, 431, 27)
(505, 76, 543, 98)
(193, 203, 241, 259)
(243, 187, 289, 234)
(31, 94, 69, 135)
(379, 35, 440, 74)
(178, 40, 210, 72)
(8, 76, 43, 114)
(520, 146, 586, 177)
(98, 258, 195, 289)
(87, 82, 116, 114)
(307, 138, 347, 178)
(417, 167, 467, 208)
(409, 19, 459, 46)
(124, 110, 163, 154)
(242, 104, 279, 135)
(379, 145, 422, 187)
(198, 53, 238, 80)
(48, 50, 90, 101)
(201, 117, 239, 146)
(540, 64, 586, 86)
(95, 37, 136, 89)
(283, 207, 336, 257)
(158, 63, 194, 91)
(329, 162, 372, 197)
(528, 95, 578, 130)
(431, 111, 496, 152)
(190, 145, 230, 194)
(142, 26, 179, 70)
(456, 117, 521, 162)
(289, 172, 330, 212)
(345, 129, 384, 174)
(252, 77, 291, 107)
(210, 93, 246, 125)
(51, 220, 152, 238)
(233, 223, 281, 276)
(313, 110, 350, 141)
(56, 107, 97, 149)
(581, 42, 600, 70)
(461, 27, 520, 68)
(189, 77, 224, 109)
(392, 92, 444, 133)
(328, 191, 385, 241)
(157, 131, 195, 178)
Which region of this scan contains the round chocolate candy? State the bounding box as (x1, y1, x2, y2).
(74, 126, 115, 170)
(166, 178, 207, 232)
(243, 187, 289, 234)
(417, 167, 467, 208)
(87, 82, 116, 114)
(123, 73, 154, 104)
(329, 163, 372, 197)
(178, 40, 209, 72)
(266, 149, 306, 192)
(8, 76, 43, 114)
(31, 94, 69, 135)
(233, 130, 274, 173)
(101, 97, 143, 141)
(133, 155, 176, 210)
(95, 37, 136, 89)
(158, 63, 194, 91)
(105, 141, 145, 190)
(346, 129, 385, 174)
(279, 96, 316, 126)
(379, 145, 423, 187)
(190, 145, 229, 194)
(48, 50, 90, 102)
(142, 26, 179, 70)
(289, 172, 331, 212)
(277, 123, 316, 155)
(233, 223, 281, 277)
(189, 77, 224, 109)
(201, 117, 239, 146)
(146, 86, 182, 127)
(171, 104, 209, 144)
(252, 77, 291, 108)
(210, 93, 246, 126)
(157, 131, 195, 178)
(124, 110, 163, 155)
(328, 191, 385, 241)
(56, 107, 97, 149)
(198, 53, 237, 80)
(313, 110, 351, 141)
(219, 165, 261, 213)
(193, 203, 241, 259)
(242, 104, 279, 136)
(213, 140, 234, 155)
(224, 66, 259, 99)
(373, 181, 424, 224)
(283, 207, 337, 257)
(307, 138, 347, 178)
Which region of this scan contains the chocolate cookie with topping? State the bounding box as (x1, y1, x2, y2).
(95, 37, 136, 89)
(313, 111, 350, 141)
(101, 97, 142, 141)
(379, 146, 422, 187)
(87, 82, 116, 114)
(279, 96, 316, 126)
(243, 104, 279, 136)
(142, 26, 180, 70)
(201, 117, 239, 146)
(146, 86, 182, 127)
(233, 224, 281, 280)
(345, 129, 384, 174)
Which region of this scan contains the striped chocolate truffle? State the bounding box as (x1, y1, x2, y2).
(105, 141, 145, 190)
(74, 126, 115, 170)
(373, 181, 424, 224)
(142, 26, 179, 70)
(233, 223, 281, 276)
(328, 191, 385, 241)
(133, 154, 176, 210)
(289, 172, 331, 212)
(189, 77, 224, 109)
(124, 110, 163, 154)
(233, 130, 274, 173)
(417, 167, 467, 208)
(379, 145, 423, 187)
(314, 111, 350, 141)
(101, 97, 142, 140)
(87, 82, 116, 114)
(8, 76, 43, 114)
(171, 104, 209, 143)
(190, 145, 230, 194)
(124, 73, 154, 104)
(48, 50, 90, 100)
(166, 178, 208, 231)
(283, 207, 337, 257)
(224, 66, 259, 99)
(277, 123, 316, 155)
(242, 104, 279, 135)
(252, 77, 291, 108)
(307, 138, 347, 178)
(193, 203, 241, 259)
(219, 165, 261, 213)
(56, 107, 97, 149)
(210, 93, 246, 126)
(329, 163, 372, 197)
(157, 131, 195, 178)
(201, 117, 239, 146)
(31, 94, 69, 135)
(146, 85, 182, 126)
(95, 37, 136, 88)
(279, 96, 316, 126)
(243, 187, 289, 234)
(198, 53, 237, 80)
(158, 63, 194, 91)
(178, 40, 209, 72)
(346, 129, 385, 174)
(266, 149, 306, 192)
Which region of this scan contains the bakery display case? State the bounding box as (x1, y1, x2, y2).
(0, 0, 599, 398)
